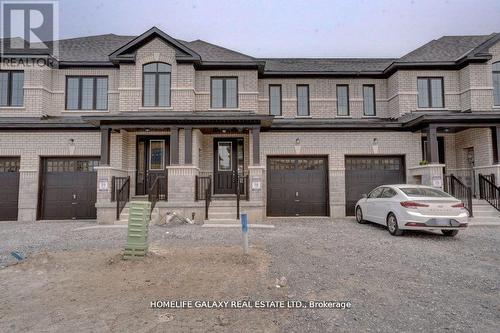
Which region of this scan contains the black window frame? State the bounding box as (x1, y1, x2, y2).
(210, 77, 239, 109)
(336, 84, 350, 116)
(0, 70, 24, 107)
(142, 62, 172, 108)
(296, 84, 310, 116)
(65, 75, 108, 110)
(417, 77, 445, 108)
(493, 62, 500, 107)
(362, 84, 376, 116)
(269, 84, 282, 116)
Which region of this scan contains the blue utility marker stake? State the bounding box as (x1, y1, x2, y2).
(241, 213, 249, 254)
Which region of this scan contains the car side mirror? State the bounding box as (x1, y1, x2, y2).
(362, 193, 367, 198)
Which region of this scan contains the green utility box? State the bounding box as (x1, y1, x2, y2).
(123, 201, 151, 259)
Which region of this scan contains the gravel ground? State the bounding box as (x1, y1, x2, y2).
(1, 219, 499, 332)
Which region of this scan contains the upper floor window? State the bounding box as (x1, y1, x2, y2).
(0, 71, 24, 107)
(66, 76, 108, 110)
(269, 84, 282, 116)
(417, 77, 444, 108)
(493, 62, 500, 106)
(336, 85, 349, 116)
(297, 84, 309, 116)
(363, 85, 376, 116)
(143, 62, 171, 107)
(211, 77, 238, 108)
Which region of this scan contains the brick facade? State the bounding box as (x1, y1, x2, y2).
(2, 35, 500, 223)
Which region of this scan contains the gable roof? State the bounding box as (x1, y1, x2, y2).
(1, 28, 499, 74)
(109, 27, 200, 63)
(397, 34, 498, 63)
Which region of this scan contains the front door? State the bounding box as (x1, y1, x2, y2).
(213, 138, 243, 194)
(136, 136, 169, 195)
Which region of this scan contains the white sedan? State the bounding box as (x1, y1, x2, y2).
(355, 185, 468, 237)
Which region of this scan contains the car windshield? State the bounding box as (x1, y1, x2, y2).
(400, 187, 451, 198)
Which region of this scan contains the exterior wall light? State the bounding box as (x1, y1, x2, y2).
(69, 138, 75, 155)
(372, 138, 379, 154)
(294, 137, 301, 154)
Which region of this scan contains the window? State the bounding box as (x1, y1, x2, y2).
(269, 85, 282, 116)
(363, 85, 375, 116)
(0, 71, 24, 107)
(368, 187, 384, 198)
(217, 141, 232, 171)
(297, 84, 309, 116)
(417, 77, 444, 108)
(400, 187, 451, 198)
(211, 77, 238, 108)
(380, 188, 397, 198)
(149, 140, 165, 170)
(143, 62, 171, 107)
(493, 62, 500, 106)
(66, 76, 108, 110)
(336, 85, 349, 116)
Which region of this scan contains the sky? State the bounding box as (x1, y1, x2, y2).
(56, 0, 500, 58)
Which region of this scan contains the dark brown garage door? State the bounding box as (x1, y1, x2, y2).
(345, 156, 405, 216)
(267, 157, 329, 217)
(0, 157, 20, 221)
(40, 158, 99, 220)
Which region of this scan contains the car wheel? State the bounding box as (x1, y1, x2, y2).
(441, 230, 459, 237)
(387, 213, 403, 236)
(355, 206, 366, 224)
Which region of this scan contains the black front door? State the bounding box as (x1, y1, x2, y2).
(136, 136, 169, 195)
(213, 138, 243, 194)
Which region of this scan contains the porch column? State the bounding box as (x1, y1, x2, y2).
(425, 125, 439, 164)
(252, 127, 260, 165)
(184, 126, 192, 165)
(170, 127, 179, 165)
(100, 127, 111, 165)
(495, 125, 500, 164)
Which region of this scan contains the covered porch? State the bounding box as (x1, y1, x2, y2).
(406, 114, 500, 216)
(85, 112, 272, 224)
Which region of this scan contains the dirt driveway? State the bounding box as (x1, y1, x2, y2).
(1, 219, 499, 332)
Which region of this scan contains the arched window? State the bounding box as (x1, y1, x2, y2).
(143, 62, 171, 107)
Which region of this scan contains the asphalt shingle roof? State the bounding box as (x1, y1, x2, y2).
(261, 58, 396, 73)
(2, 31, 499, 72)
(397, 34, 497, 63)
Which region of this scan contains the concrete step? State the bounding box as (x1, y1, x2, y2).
(473, 211, 500, 218)
(209, 201, 238, 207)
(209, 211, 238, 219)
(130, 195, 149, 201)
(204, 218, 240, 225)
(469, 217, 500, 223)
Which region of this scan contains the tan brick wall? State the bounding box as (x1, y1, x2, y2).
(260, 131, 422, 217)
(195, 70, 258, 111)
(0, 131, 100, 221)
(258, 78, 389, 118)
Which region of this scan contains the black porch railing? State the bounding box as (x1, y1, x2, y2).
(114, 176, 130, 220)
(478, 173, 500, 212)
(195, 175, 212, 220)
(444, 174, 473, 217)
(111, 176, 129, 202)
(148, 173, 168, 212)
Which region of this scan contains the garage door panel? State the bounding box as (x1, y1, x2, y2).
(267, 157, 328, 217)
(40, 158, 99, 220)
(0, 158, 20, 221)
(345, 156, 405, 216)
